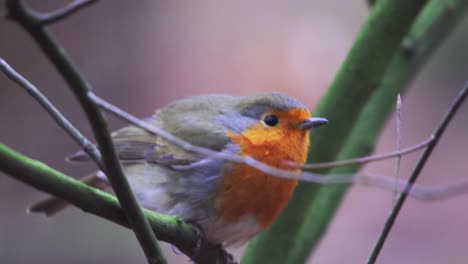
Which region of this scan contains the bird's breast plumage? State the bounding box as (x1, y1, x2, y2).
(216, 108, 311, 238)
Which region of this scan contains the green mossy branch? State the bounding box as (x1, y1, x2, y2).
(240, 0, 468, 262)
(0, 144, 230, 264)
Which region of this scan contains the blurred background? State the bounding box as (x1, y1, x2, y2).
(1, 0, 468, 263)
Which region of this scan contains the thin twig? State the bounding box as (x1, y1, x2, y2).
(367, 81, 468, 264)
(5, 1, 166, 263)
(393, 94, 403, 203)
(297, 136, 433, 169)
(350, 173, 468, 201)
(36, 0, 98, 25)
(0, 58, 103, 169)
(89, 92, 468, 201)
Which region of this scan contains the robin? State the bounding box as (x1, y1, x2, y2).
(29, 93, 328, 247)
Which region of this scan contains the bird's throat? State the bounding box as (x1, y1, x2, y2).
(218, 128, 309, 230)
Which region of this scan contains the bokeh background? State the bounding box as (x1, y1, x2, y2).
(1, 0, 468, 263)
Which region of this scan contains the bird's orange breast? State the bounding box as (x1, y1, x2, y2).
(217, 109, 310, 230)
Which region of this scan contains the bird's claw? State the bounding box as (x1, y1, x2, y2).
(217, 245, 237, 264)
(188, 223, 238, 264)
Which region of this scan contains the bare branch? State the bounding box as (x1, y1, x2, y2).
(37, 0, 98, 25)
(350, 174, 468, 201)
(0, 58, 103, 169)
(297, 136, 433, 169)
(393, 93, 403, 203)
(367, 81, 468, 263)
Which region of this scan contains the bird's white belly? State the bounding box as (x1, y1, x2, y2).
(204, 214, 261, 247)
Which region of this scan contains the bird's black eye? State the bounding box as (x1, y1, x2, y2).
(263, 114, 279, 126)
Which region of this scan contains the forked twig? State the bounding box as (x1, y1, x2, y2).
(367, 82, 468, 263)
(0, 59, 103, 169)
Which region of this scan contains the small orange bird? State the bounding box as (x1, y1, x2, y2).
(30, 93, 328, 246)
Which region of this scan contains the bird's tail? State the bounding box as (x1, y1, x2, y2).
(28, 173, 108, 216)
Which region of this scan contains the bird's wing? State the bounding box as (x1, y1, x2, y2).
(67, 118, 230, 167)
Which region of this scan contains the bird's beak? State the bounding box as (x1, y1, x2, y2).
(298, 117, 328, 130)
